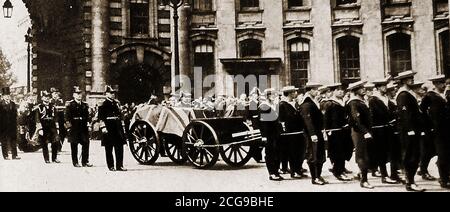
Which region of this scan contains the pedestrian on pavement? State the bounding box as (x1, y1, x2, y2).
(298, 82, 328, 186)
(0, 87, 21, 160)
(324, 83, 353, 181)
(346, 81, 374, 189)
(259, 88, 282, 181)
(65, 86, 92, 168)
(36, 91, 61, 164)
(98, 85, 127, 172)
(420, 75, 450, 189)
(278, 86, 307, 179)
(394, 71, 426, 192)
(369, 78, 400, 184)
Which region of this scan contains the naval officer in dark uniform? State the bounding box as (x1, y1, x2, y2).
(278, 86, 306, 179)
(98, 85, 127, 171)
(298, 82, 328, 185)
(324, 83, 353, 181)
(369, 78, 399, 184)
(65, 86, 92, 168)
(346, 81, 375, 189)
(259, 88, 282, 181)
(36, 91, 61, 164)
(394, 71, 426, 192)
(420, 75, 450, 189)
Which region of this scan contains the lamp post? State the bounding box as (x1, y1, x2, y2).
(160, 0, 189, 91)
(2, 0, 13, 18)
(25, 28, 32, 93)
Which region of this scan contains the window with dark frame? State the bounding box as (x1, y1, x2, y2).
(192, 0, 213, 12)
(194, 43, 215, 96)
(384, 0, 411, 5)
(240, 0, 259, 10)
(290, 40, 310, 88)
(336, 0, 357, 6)
(288, 0, 303, 8)
(338, 36, 361, 84)
(240, 39, 262, 58)
(440, 30, 450, 77)
(130, 0, 150, 36)
(388, 33, 412, 77)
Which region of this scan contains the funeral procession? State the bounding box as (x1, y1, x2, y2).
(1, 0, 450, 192)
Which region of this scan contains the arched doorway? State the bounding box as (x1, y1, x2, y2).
(111, 45, 171, 104)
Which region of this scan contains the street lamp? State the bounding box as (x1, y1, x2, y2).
(2, 0, 13, 18)
(25, 28, 32, 93)
(159, 0, 189, 91)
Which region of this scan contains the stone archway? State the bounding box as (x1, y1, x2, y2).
(110, 44, 171, 104)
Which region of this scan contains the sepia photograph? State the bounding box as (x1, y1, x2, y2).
(0, 0, 450, 198)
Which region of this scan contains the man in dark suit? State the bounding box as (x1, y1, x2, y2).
(346, 81, 375, 189)
(420, 75, 450, 189)
(394, 71, 426, 192)
(259, 88, 281, 181)
(98, 85, 127, 171)
(0, 87, 20, 160)
(324, 83, 353, 181)
(299, 82, 328, 185)
(369, 79, 400, 184)
(65, 86, 92, 168)
(36, 91, 61, 164)
(279, 86, 306, 179)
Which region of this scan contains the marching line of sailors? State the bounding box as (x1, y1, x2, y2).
(258, 71, 450, 192)
(0, 85, 128, 172)
(1, 70, 449, 192)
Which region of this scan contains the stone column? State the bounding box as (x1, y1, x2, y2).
(216, 0, 237, 96)
(311, 0, 333, 84)
(262, 0, 284, 88)
(412, 0, 437, 80)
(90, 0, 110, 96)
(178, 5, 190, 92)
(361, 0, 385, 80)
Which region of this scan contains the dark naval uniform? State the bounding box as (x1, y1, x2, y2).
(65, 100, 91, 166)
(98, 98, 127, 170)
(1, 100, 19, 159)
(369, 94, 395, 179)
(421, 90, 450, 186)
(53, 98, 66, 150)
(324, 98, 353, 177)
(36, 103, 60, 162)
(298, 96, 326, 181)
(278, 100, 305, 175)
(347, 97, 372, 181)
(388, 99, 403, 179)
(258, 101, 280, 177)
(396, 88, 422, 185)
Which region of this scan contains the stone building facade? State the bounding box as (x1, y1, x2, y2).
(24, 0, 450, 104)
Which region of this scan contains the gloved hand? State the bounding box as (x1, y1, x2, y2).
(408, 131, 415, 136)
(364, 133, 372, 139)
(101, 128, 108, 134)
(311, 135, 318, 143)
(38, 129, 44, 136)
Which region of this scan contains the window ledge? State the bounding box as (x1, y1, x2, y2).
(191, 10, 217, 15)
(382, 2, 412, 8)
(285, 6, 312, 12)
(334, 4, 361, 10)
(239, 8, 263, 13)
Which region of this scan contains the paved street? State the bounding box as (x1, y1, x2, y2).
(0, 141, 448, 192)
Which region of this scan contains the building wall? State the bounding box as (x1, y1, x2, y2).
(26, 0, 450, 102)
